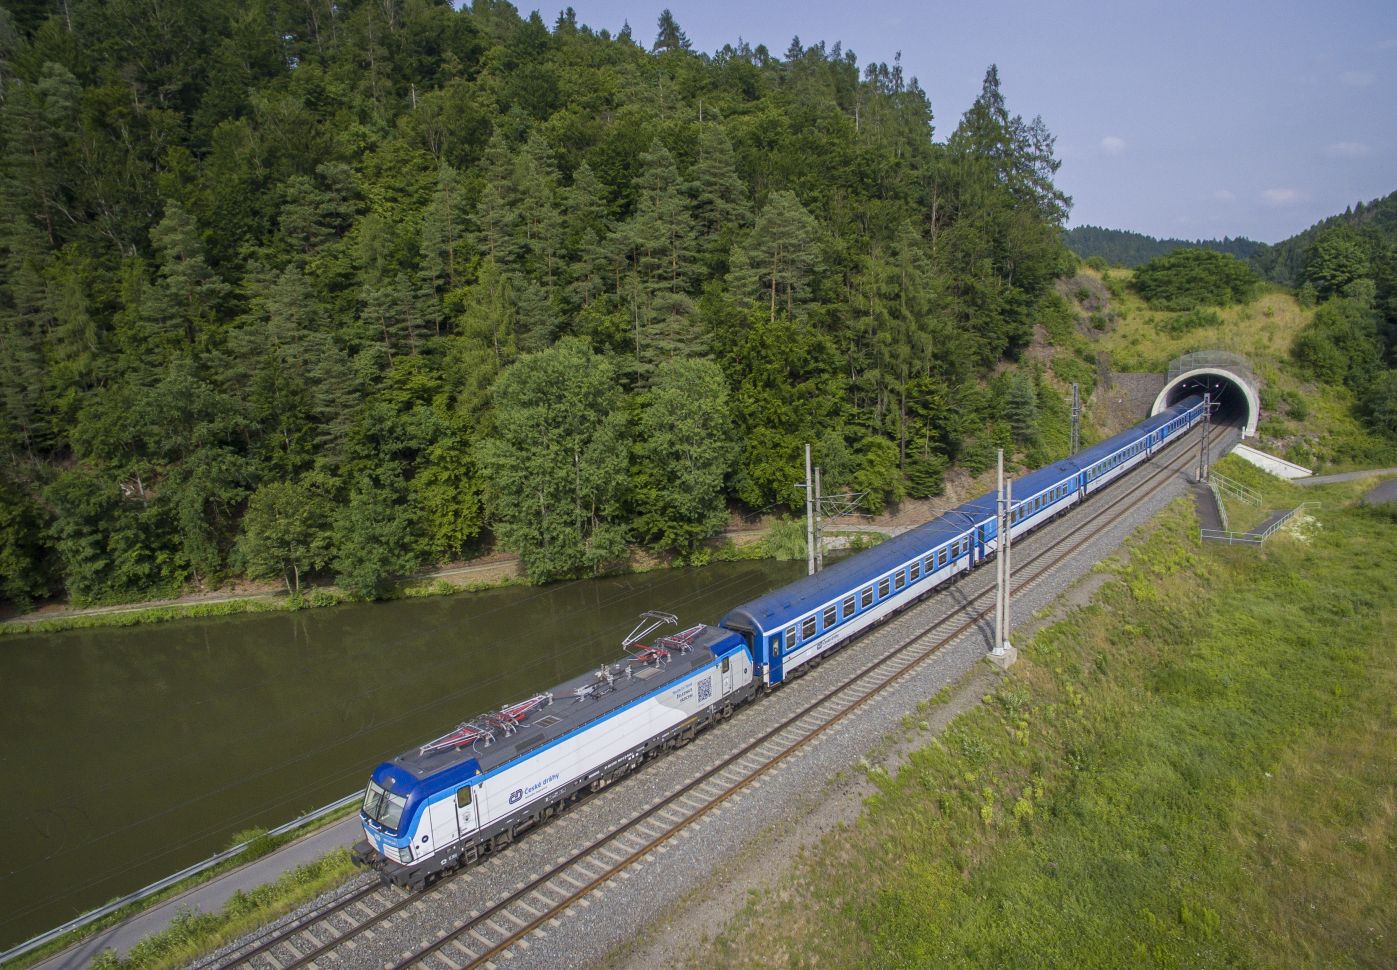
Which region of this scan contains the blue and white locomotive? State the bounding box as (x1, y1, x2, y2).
(353, 395, 1204, 887)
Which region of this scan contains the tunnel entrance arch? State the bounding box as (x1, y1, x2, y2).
(1151, 351, 1259, 437)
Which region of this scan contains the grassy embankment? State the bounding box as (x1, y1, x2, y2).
(701, 469, 1394, 968)
(81, 850, 359, 970)
(1076, 267, 1396, 470)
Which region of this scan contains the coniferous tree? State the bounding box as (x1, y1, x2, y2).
(653, 10, 690, 52)
(729, 190, 822, 323)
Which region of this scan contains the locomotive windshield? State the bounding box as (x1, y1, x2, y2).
(362, 781, 407, 830)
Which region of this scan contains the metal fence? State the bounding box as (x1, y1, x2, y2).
(1209, 471, 1262, 507)
(1167, 350, 1255, 385)
(1201, 502, 1319, 546)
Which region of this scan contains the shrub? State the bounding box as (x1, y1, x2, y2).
(1133, 248, 1260, 310)
(1161, 307, 1223, 336)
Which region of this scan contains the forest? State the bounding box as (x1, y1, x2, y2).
(1064, 224, 1260, 268)
(0, 0, 1080, 606)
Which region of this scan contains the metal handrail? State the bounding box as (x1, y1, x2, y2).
(1209, 471, 1262, 506)
(0, 791, 362, 965)
(1200, 502, 1319, 546)
(1207, 481, 1231, 532)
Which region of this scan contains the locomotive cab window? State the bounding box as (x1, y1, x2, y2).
(802, 616, 817, 640)
(722, 657, 730, 673)
(457, 786, 472, 808)
(363, 782, 407, 831)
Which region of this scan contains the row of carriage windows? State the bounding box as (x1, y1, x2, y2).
(780, 421, 1193, 654)
(1087, 440, 1148, 481)
(1010, 482, 1075, 524)
(778, 536, 973, 654)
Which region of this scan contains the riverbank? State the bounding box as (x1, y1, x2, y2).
(0, 521, 899, 636)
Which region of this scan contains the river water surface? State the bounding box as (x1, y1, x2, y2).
(0, 559, 804, 949)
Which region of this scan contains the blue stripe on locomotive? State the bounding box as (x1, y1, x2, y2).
(364, 630, 750, 846)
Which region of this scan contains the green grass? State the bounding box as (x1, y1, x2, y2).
(86, 850, 359, 970)
(1072, 268, 1396, 471)
(701, 482, 1395, 969)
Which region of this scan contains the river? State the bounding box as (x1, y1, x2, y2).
(0, 558, 805, 950)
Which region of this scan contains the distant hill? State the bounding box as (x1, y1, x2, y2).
(1251, 190, 1397, 285)
(1063, 226, 1261, 268)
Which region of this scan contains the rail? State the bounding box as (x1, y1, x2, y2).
(1201, 503, 1319, 546)
(0, 792, 362, 965)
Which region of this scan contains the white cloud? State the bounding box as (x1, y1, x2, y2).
(1326, 141, 1371, 158)
(1261, 188, 1305, 207)
(1100, 135, 1126, 155)
(1340, 70, 1376, 87)
(1213, 190, 1236, 203)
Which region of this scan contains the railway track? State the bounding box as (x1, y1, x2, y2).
(213, 424, 1230, 970)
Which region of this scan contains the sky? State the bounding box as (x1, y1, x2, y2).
(541, 0, 1395, 244)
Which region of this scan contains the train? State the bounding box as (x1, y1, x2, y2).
(351, 395, 1205, 888)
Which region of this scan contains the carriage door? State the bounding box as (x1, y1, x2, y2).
(721, 656, 733, 696)
(453, 786, 477, 840)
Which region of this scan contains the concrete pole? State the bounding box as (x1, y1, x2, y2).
(994, 449, 1005, 655)
(1070, 382, 1081, 455)
(992, 449, 1017, 668)
(1002, 477, 1013, 652)
(1198, 391, 1212, 483)
(804, 443, 815, 577)
(814, 465, 824, 572)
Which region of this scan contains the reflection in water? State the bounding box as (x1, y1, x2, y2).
(0, 559, 803, 947)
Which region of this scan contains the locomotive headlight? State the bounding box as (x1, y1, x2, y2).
(395, 845, 413, 863)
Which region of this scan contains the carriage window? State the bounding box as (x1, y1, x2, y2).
(802, 616, 817, 640)
(860, 587, 873, 608)
(823, 605, 837, 628)
(843, 595, 855, 616)
(909, 561, 921, 580)
(937, 548, 947, 567)
(457, 786, 472, 807)
(784, 627, 796, 650)
(894, 572, 906, 590)
(878, 578, 890, 597)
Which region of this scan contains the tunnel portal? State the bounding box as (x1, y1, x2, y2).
(1150, 351, 1259, 437)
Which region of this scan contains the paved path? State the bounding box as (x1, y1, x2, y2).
(1193, 484, 1225, 532)
(1364, 478, 1397, 505)
(33, 818, 364, 970)
(1293, 466, 1397, 487)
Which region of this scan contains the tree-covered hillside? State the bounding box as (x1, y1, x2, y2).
(0, 1, 1074, 607)
(1251, 190, 1397, 285)
(1063, 225, 1259, 267)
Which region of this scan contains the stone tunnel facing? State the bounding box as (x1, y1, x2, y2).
(1153, 369, 1258, 437)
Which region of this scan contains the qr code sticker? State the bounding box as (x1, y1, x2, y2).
(697, 678, 712, 703)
